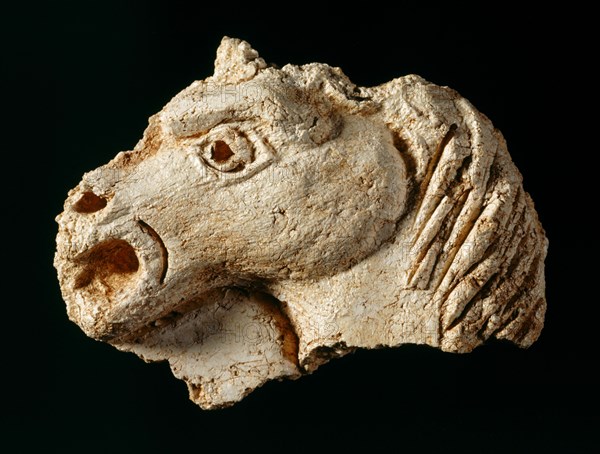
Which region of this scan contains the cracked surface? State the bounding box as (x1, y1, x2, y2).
(54, 36, 548, 409)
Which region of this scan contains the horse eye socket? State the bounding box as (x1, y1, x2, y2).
(211, 140, 234, 163)
(200, 129, 253, 173)
(191, 125, 274, 180)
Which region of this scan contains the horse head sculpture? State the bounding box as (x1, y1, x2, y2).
(55, 37, 547, 408)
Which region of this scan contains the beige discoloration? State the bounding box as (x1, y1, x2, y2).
(55, 37, 547, 409)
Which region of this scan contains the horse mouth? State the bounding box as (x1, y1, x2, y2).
(60, 218, 169, 340)
(73, 239, 141, 291)
(72, 219, 168, 294)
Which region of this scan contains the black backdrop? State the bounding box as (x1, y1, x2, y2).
(3, 2, 594, 452)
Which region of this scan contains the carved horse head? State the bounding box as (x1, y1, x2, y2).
(55, 37, 408, 340)
(55, 38, 547, 408)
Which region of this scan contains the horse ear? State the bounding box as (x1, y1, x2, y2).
(213, 36, 267, 83)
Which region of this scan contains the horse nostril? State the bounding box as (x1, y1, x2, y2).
(72, 191, 107, 214)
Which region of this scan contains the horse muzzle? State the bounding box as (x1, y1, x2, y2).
(54, 186, 169, 341)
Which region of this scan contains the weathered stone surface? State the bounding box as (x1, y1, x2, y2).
(55, 37, 548, 409)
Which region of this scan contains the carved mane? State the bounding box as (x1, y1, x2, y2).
(372, 77, 547, 351)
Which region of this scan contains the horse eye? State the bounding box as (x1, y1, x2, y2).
(211, 140, 234, 163)
(193, 125, 273, 179)
(200, 129, 253, 173)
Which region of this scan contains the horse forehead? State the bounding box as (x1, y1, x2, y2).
(163, 77, 297, 138)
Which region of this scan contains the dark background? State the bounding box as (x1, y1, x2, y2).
(3, 2, 594, 452)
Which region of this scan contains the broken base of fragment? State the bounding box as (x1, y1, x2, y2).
(113, 289, 301, 409)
